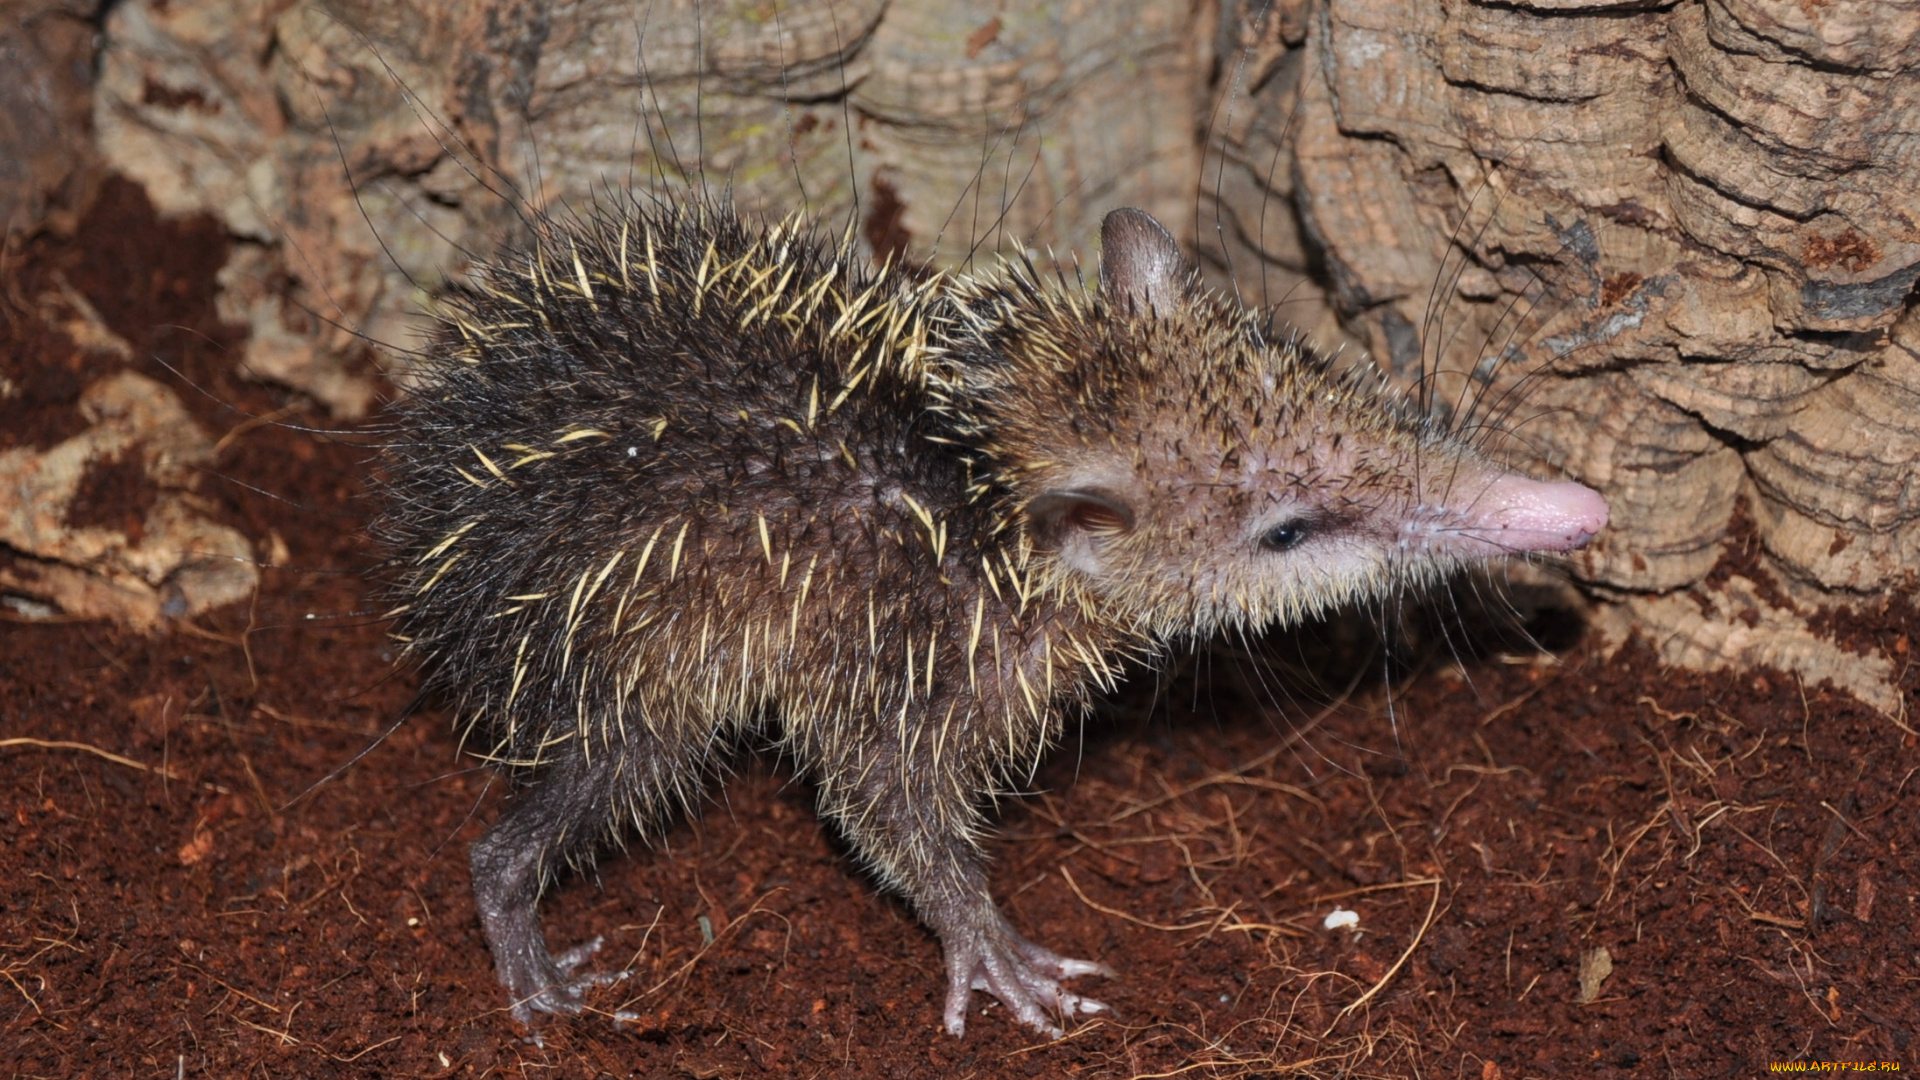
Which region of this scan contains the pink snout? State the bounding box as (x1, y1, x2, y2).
(1453, 475, 1609, 555)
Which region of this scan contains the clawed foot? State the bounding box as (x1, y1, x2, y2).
(499, 935, 636, 1037)
(943, 918, 1112, 1037)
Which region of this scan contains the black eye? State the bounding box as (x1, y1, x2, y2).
(1260, 518, 1311, 552)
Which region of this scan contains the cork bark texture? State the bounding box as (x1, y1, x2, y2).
(86, 0, 1200, 416)
(1197, 0, 1920, 710)
(0, 0, 100, 236)
(13, 0, 1920, 704)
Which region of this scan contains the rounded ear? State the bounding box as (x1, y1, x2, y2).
(1025, 487, 1137, 548)
(1098, 208, 1190, 315)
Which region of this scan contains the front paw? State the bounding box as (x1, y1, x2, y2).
(942, 920, 1111, 1037)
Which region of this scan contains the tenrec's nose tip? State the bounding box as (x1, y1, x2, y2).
(1562, 482, 1609, 544)
(1474, 475, 1610, 553)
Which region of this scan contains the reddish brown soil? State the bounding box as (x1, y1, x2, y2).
(3, 182, 1916, 1080)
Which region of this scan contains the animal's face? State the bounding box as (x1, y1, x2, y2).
(945, 207, 1606, 637)
(1021, 393, 1609, 638)
(1014, 343, 1492, 636)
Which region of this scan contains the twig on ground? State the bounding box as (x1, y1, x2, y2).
(1, 737, 194, 785)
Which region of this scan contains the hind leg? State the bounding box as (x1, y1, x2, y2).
(469, 745, 630, 1026)
(470, 734, 701, 1029)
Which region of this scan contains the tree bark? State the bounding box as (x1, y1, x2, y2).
(90, 0, 1201, 415)
(67, 0, 1920, 704)
(1197, 0, 1920, 710)
(0, 0, 100, 239)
